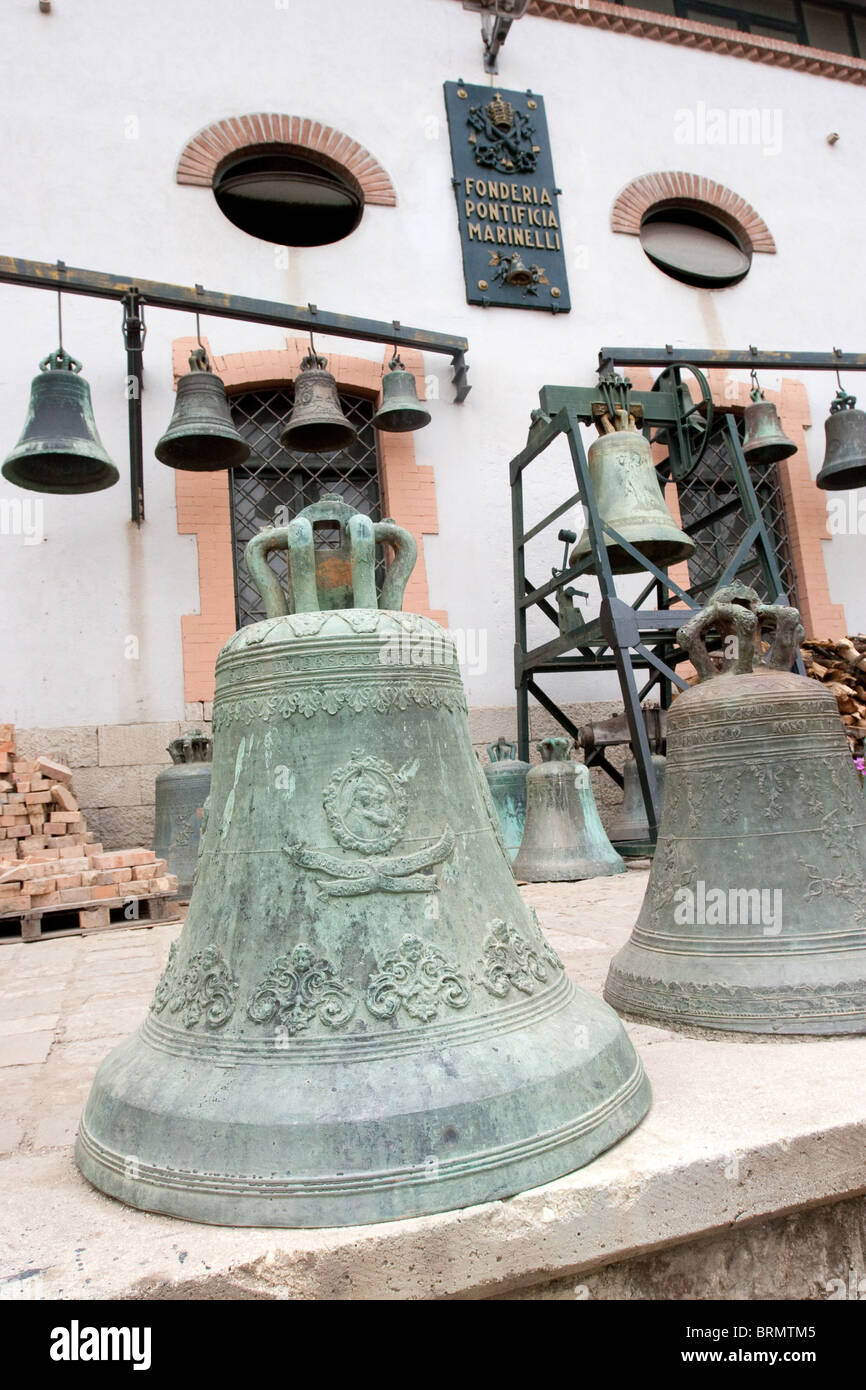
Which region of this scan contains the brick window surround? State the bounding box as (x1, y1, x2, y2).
(629, 367, 845, 638)
(519, 1, 866, 84)
(612, 172, 776, 255)
(176, 114, 397, 207)
(172, 338, 445, 704)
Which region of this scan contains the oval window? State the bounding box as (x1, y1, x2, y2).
(213, 150, 364, 247)
(639, 208, 752, 288)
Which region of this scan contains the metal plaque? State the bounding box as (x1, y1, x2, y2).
(443, 80, 570, 313)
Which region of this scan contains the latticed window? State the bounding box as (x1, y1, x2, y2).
(675, 417, 799, 607)
(228, 386, 382, 627)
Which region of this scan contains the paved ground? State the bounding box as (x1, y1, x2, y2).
(2, 865, 866, 1300)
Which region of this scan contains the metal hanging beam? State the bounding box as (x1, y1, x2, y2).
(0, 255, 471, 524)
(599, 346, 866, 373)
(0, 257, 471, 385)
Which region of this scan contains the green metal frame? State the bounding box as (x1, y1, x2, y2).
(511, 364, 799, 853)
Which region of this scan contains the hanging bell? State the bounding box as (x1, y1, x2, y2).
(153, 730, 213, 900)
(605, 583, 866, 1035)
(741, 388, 797, 464)
(371, 356, 431, 434)
(608, 753, 666, 849)
(816, 390, 866, 491)
(570, 410, 695, 574)
(2, 348, 119, 495)
(483, 737, 530, 862)
(280, 352, 358, 454)
(513, 738, 626, 882)
(155, 348, 251, 471)
(76, 497, 649, 1228)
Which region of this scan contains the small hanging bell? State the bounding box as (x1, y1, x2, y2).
(816, 389, 866, 491)
(483, 738, 530, 862)
(371, 356, 431, 434)
(513, 738, 626, 882)
(2, 348, 119, 495)
(570, 409, 695, 574)
(280, 352, 358, 454)
(741, 388, 797, 464)
(155, 348, 251, 472)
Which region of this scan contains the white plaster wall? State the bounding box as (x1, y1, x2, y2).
(0, 0, 863, 724)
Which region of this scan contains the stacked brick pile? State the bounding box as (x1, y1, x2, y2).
(0, 724, 177, 918)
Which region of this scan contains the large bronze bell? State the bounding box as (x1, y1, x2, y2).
(153, 730, 213, 900)
(371, 356, 431, 434)
(570, 409, 695, 574)
(513, 738, 626, 882)
(280, 352, 358, 454)
(76, 497, 649, 1227)
(816, 390, 866, 491)
(605, 583, 866, 1035)
(155, 348, 251, 471)
(2, 348, 119, 495)
(609, 754, 666, 849)
(483, 738, 530, 862)
(741, 388, 797, 465)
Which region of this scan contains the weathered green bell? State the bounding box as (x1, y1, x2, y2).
(741, 387, 797, 465)
(76, 495, 649, 1227)
(371, 356, 431, 434)
(605, 583, 866, 1035)
(816, 389, 866, 491)
(513, 738, 626, 882)
(280, 352, 357, 453)
(609, 754, 666, 849)
(155, 348, 251, 471)
(483, 737, 530, 862)
(2, 348, 119, 494)
(153, 730, 213, 900)
(570, 409, 695, 574)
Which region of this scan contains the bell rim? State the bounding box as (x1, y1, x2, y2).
(1, 455, 120, 494)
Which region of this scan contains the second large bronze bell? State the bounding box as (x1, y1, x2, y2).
(280, 352, 358, 453)
(2, 348, 119, 495)
(816, 390, 866, 491)
(741, 388, 797, 465)
(571, 409, 695, 574)
(605, 584, 866, 1035)
(155, 349, 251, 471)
(76, 496, 649, 1227)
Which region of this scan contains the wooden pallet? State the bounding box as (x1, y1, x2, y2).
(0, 891, 182, 944)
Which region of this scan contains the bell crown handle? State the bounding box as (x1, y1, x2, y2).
(677, 602, 757, 681)
(538, 736, 571, 762)
(244, 504, 417, 618)
(677, 587, 805, 681)
(488, 737, 517, 763)
(755, 603, 805, 671)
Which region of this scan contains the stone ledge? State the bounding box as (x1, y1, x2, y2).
(2, 874, 866, 1299)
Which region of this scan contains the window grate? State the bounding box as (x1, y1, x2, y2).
(228, 387, 382, 627)
(675, 418, 799, 607)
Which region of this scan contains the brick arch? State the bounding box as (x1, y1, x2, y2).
(172, 337, 443, 703)
(175, 114, 397, 207)
(611, 173, 776, 254)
